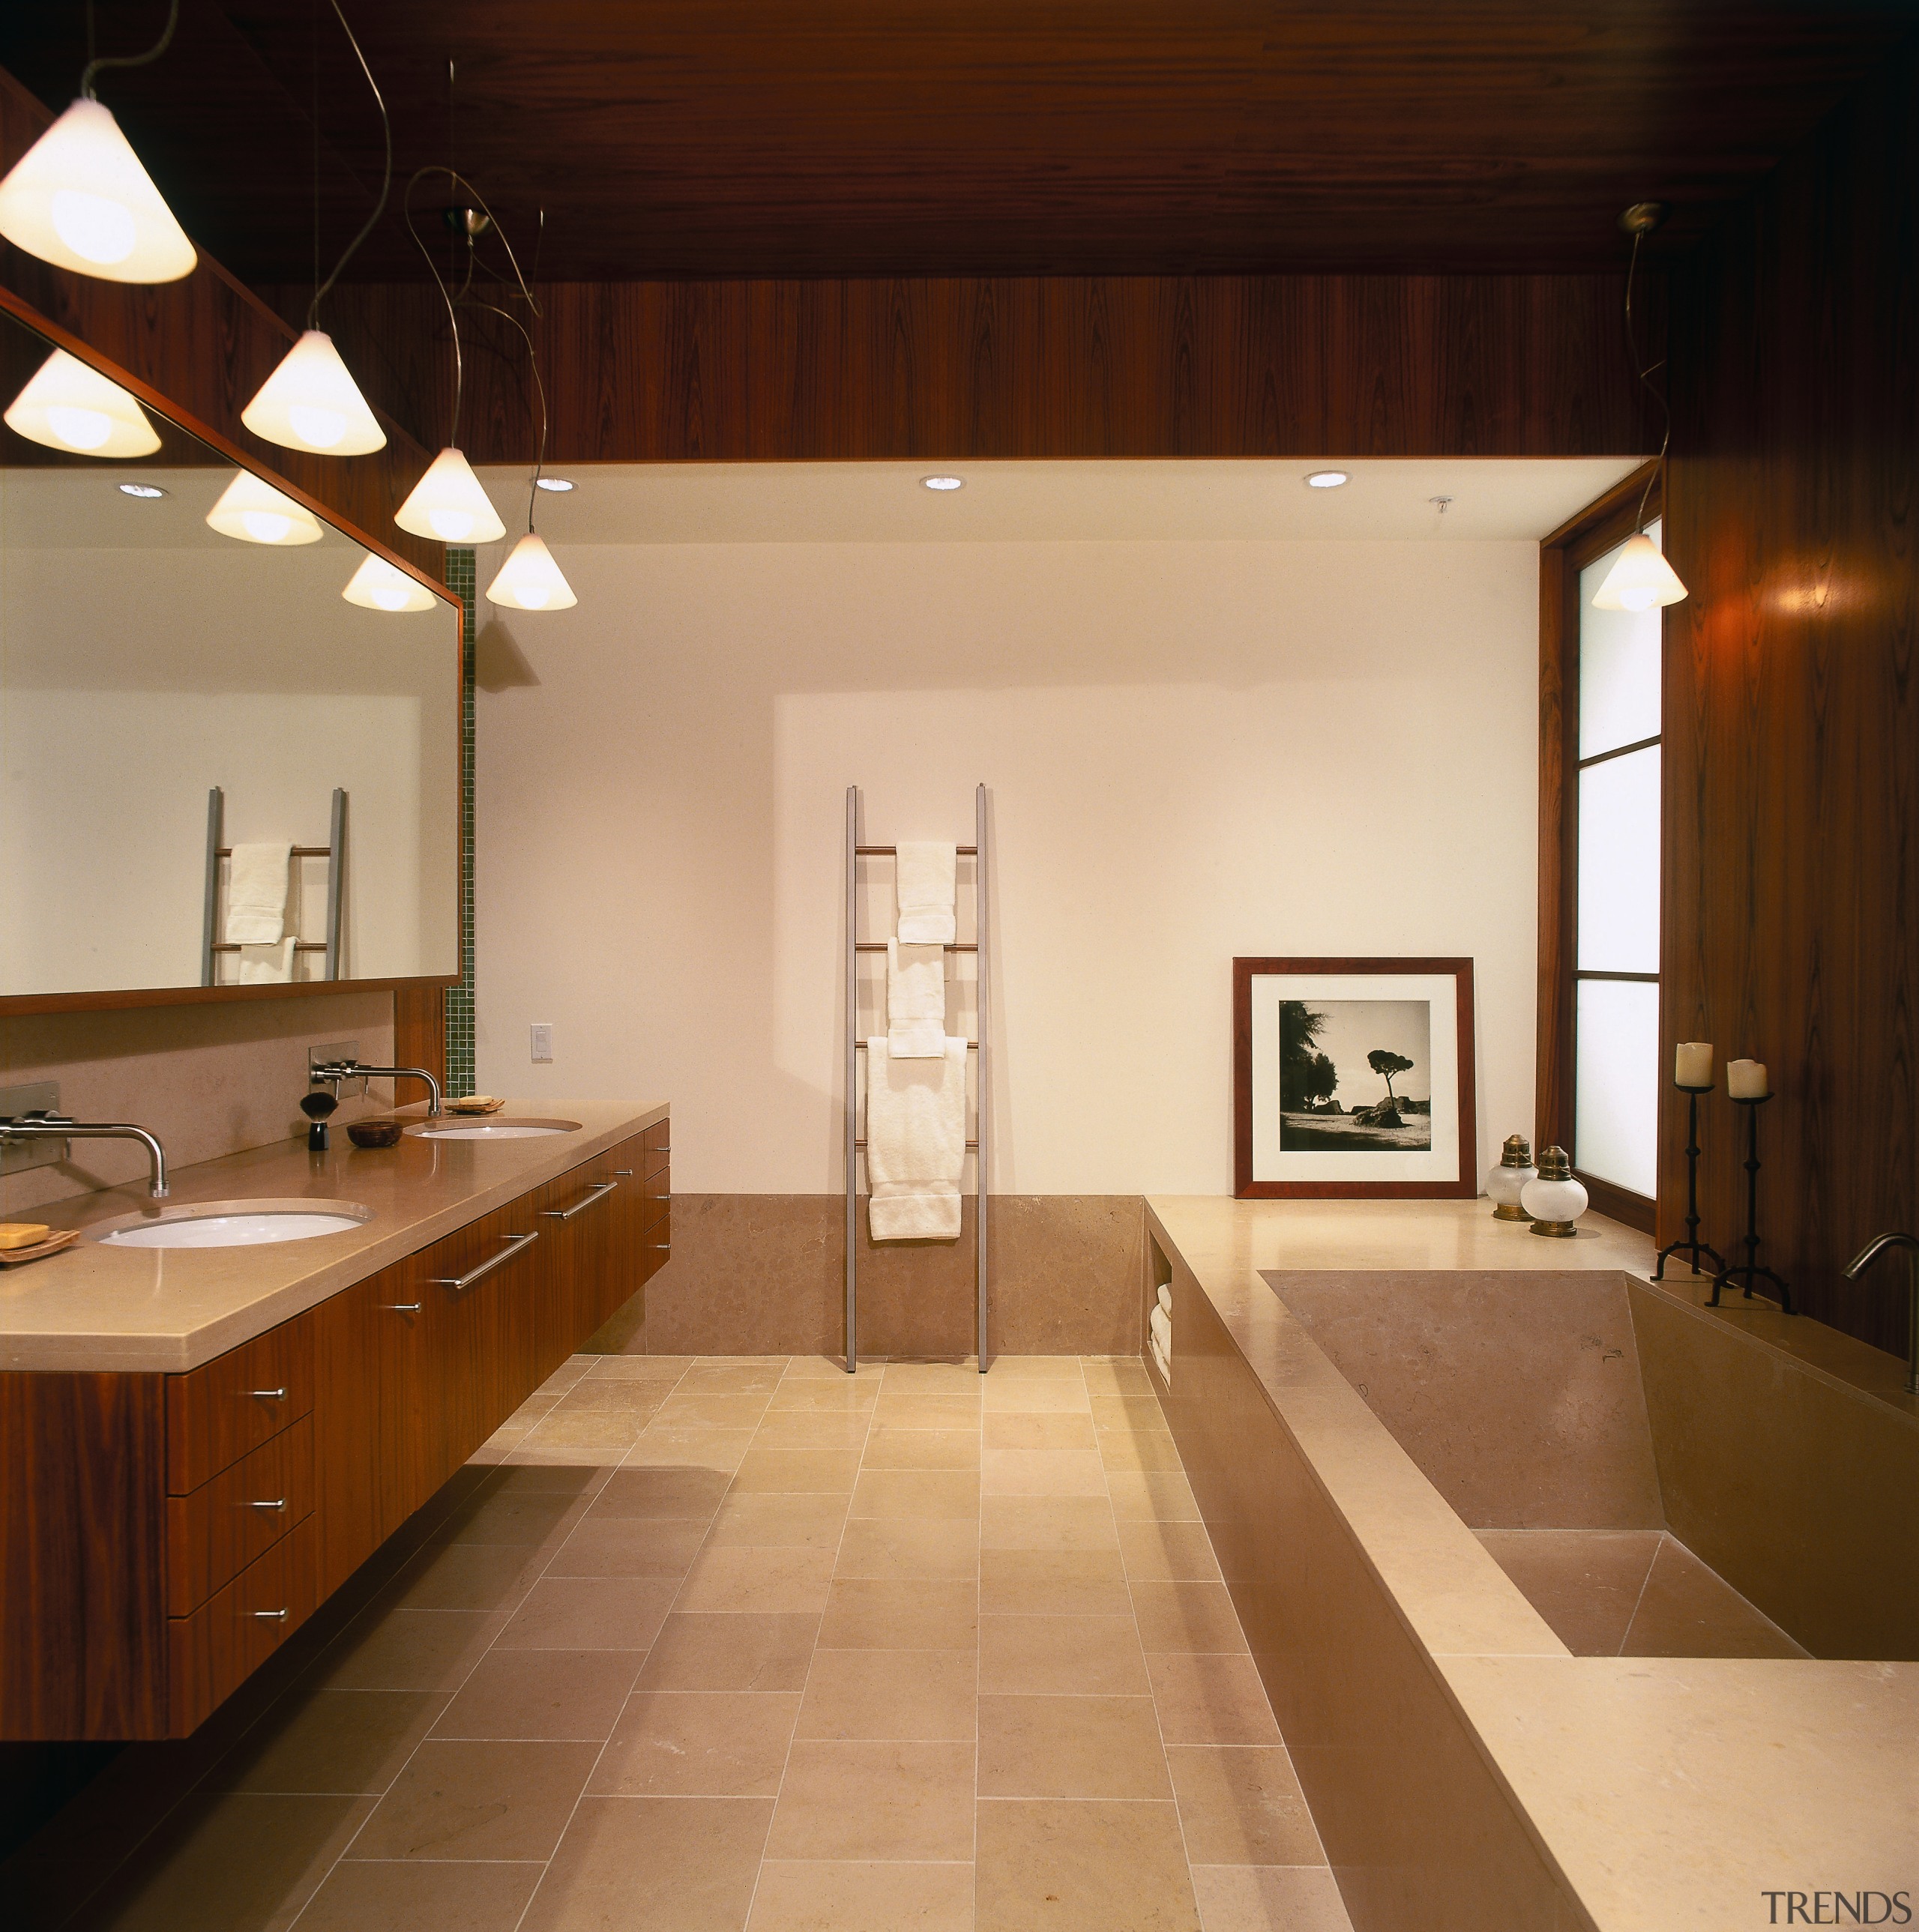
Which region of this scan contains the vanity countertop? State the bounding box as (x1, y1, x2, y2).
(0, 1099, 666, 1374)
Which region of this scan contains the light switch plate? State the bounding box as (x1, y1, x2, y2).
(531, 1023, 554, 1063)
(0, 1080, 64, 1177)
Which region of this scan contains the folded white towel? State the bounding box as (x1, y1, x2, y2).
(866, 1036, 967, 1242)
(237, 938, 295, 983)
(226, 841, 291, 944)
(1149, 1331, 1170, 1386)
(1156, 1282, 1172, 1317)
(895, 841, 957, 945)
(887, 938, 946, 1058)
(1149, 1303, 1172, 1356)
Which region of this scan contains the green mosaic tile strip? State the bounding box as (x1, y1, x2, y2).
(444, 548, 478, 1098)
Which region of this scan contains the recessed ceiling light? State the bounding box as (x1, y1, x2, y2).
(921, 474, 964, 492)
(1304, 470, 1349, 489)
(534, 476, 574, 492)
(117, 481, 166, 498)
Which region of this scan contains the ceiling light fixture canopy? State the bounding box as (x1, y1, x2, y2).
(117, 480, 167, 498)
(534, 476, 574, 492)
(1304, 470, 1349, 489)
(4, 347, 160, 456)
(342, 553, 436, 612)
(205, 468, 324, 546)
(241, 330, 386, 454)
(921, 474, 964, 491)
(241, 1, 389, 455)
(395, 446, 504, 543)
(1591, 531, 1687, 612)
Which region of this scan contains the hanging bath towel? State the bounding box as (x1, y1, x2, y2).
(225, 842, 290, 944)
(887, 938, 946, 1057)
(865, 1035, 968, 1240)
(895, 841, 957, 945)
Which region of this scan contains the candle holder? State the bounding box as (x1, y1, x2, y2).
(1654, 1085, 1726, 1281)
(1709, 1095, 1795, 1313)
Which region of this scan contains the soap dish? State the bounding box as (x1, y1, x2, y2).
(347, 1119, 405, 1149)
(0, 1228, 80, 1267)
(444, 1095, 506, 1116)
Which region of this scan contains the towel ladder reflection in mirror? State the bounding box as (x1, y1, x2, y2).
(843, 785, 992, 1377)
(200, 785, 347, 985)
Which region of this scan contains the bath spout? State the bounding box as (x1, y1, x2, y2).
(1843, 1232, 1919, 1395)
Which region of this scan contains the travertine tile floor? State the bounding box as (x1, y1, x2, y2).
(68, 1356, 1354, 1932)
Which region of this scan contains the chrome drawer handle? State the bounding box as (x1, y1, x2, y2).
(253, 1608, 289, 1622)
(249, 1387, 288, 1400)
(652, 1243, 670, 1251)
(613, 1168, 633, 1176)
(249, 1498, 287, 1512)
(541, 1180, 618, 1222)
(382, 1302, 423, 1312)
(430, 1230, 539, 1294)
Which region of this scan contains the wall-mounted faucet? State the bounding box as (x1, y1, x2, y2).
(310, 1058, 443, 1119)
(1843, 1232, 1919, 1395)
(0, 1110, 169, 1198)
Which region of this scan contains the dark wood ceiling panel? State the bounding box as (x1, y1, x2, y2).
(1, 3, 1911, 284)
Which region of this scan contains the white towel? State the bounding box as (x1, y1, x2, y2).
(1150, 1332, 1171, 1386)
(1150, 1302, 1172, 1356)
(1156, 1282, 1172, 1317)
(887, 938, 946, 1058)
(226, 842, 290, 944)
(237, 938, 295, 984)
(865, 1036, 967, 1241)
(895, 842, 957, 945)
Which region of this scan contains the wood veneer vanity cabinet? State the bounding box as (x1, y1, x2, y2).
(0, 1117, 669, 1742)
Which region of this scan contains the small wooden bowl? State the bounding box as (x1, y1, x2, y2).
(347, 1119, 405, 1150)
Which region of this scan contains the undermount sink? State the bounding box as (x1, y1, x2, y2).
(405, 1117, 582, 1141)
(89, 1198, 373, 1249)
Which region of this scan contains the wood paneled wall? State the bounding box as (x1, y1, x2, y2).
(1662, 43, 1919, 1353)
(272, 273, 1663, 465)
(0, 70, 439, 582)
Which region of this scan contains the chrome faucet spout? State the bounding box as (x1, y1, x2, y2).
(1844, 1232, 1919, 1395)
(0, 1112, 169, 1198)
(311, 1060, 442, 1118)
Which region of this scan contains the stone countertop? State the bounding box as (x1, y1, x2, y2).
(1144, 1194, 1919, 1932)
(0, 1099, 666, 1374)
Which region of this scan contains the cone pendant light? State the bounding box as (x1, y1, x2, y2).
(4, 347, 160, 456)
(343, 553, 436, 612)
(487, 531, 576, 609)
(242, 330, 386, 455)
(205, 469, 324, 545)
(396, 447, 504, 543)
(0, 98, 196, 283)
(1591, 531, 1687, 612)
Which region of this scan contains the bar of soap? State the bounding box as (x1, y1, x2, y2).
(0, 1223, 52, 1250)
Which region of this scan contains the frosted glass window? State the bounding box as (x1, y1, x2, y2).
(1576, 745, 1661, 973)
(1576, 978, 1660, 1196)
(1579, 519, 1664, 758)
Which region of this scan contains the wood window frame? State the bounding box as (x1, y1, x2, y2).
(1536, 460, 1661, 1236)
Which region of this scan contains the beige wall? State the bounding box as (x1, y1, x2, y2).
(0, 991, 394, 1213)
(474, 539, 1540, 1195)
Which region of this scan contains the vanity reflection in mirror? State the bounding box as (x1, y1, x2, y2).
(0, 304, 460, 1002)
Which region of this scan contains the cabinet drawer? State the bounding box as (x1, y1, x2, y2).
(643, 1117, 669, 1175)
(168, 1514, 317, 1735)
(166, 1415, 313, 1616)
(642, 1164, 669, 1207)
(166, 1320, 313, 1494)
(644, 1198, 672, 1263)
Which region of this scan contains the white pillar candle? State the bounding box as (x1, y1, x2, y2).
(1726, 1058, 1771, 1099)
(1675, 1042, 1714, 1087)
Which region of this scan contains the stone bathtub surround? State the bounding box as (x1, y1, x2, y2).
(1145, 1196, 1919, 1932)
(0, 1099, 665, 1372)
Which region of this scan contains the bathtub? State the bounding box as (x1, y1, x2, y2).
(1146, 1197, 1919, 1932)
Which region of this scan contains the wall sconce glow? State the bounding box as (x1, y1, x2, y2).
(205, 469, 323, 546)
(534, 476, 575, 493)
(486, 533, 576, 611)
(342, 554, 436, 612)
(1591, 531, 1688, 612)
(1304, 470, 1349, 489)
(395, 447, 505, 543)
(4, 347, 160, 456)
(0, 99, 196, 282)
(920, 475, 965, 492)
(241, 330, 386, 455)
(116, 481, 167, 498)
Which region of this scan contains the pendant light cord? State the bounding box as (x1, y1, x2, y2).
(1624, 229, 1672, 534)
(80, 0, 178, 101)
(305, 0, 391, 330)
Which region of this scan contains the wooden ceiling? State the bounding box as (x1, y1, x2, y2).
(1, 3, 1911, 285)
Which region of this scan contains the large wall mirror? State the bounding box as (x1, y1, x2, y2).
(0, 302, 460, 1006)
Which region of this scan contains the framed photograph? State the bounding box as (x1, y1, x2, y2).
(1233, 957, 1477, 1198)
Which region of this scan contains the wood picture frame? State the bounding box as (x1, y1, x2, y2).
(1233, 956, 1477, 1199)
